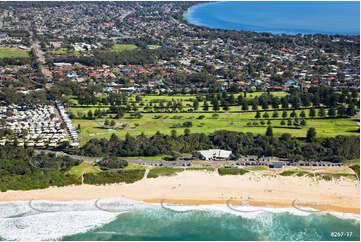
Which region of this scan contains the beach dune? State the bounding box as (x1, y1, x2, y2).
(0, 171, 359, 214)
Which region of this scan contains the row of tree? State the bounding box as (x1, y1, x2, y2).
(79, 130, 359, 162)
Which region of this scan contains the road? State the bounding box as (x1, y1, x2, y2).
(34, 149, 101, 163)
(0, 11, 3, 29)
(33, 149, 210, 168)
(31, 39, 53, 82)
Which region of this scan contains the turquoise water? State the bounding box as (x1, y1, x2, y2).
(62, 209, 360, 241)
(0, 201, 360, 241)
(184, 1, 360, 35)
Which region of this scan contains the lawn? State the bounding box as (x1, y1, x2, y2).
(0, 48, 29, 58)
(67, 162, 98, 177)
(111, 44, 138, 52)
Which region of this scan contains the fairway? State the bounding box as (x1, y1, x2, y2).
(69, 91, 290, 113)
(71, 110, 359, 145)
(0, 48, 29, 58)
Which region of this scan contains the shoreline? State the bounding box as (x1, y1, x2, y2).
(0, 171, 359, 215)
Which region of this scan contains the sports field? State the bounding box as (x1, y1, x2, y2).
(111, 44, 138, 52)
(0, 48, 29, 58)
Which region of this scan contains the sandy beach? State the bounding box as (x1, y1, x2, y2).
(0, 171, 359, 214)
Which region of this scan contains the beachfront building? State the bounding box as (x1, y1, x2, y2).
(198, 149, 232, 161)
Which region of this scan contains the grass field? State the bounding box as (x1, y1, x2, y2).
(67, 162, 98, 177)
(146, 44, 161, 49)
(0, 48, 29, 58)
(71, 110, 359, 145)
(111, 44, 138, 52)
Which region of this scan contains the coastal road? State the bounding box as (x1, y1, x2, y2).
(33, 149, 167, 166)
(33, 149, 201, 168)
(34, 149, 101, 163)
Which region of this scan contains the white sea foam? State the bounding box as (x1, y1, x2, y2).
(0, 199, 127, 241)
(0, 198, 358, 240)
(149, 201, 360, 221)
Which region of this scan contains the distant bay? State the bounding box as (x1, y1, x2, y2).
(184, 1, 360, 35)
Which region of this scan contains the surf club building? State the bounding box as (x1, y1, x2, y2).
(198, 149, 232, 161)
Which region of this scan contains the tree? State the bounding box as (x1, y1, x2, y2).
(309, 108, 316, 118)
(170, 151, 181, 161)
(110, 120, 116, 126)
(337, 105, 346, 117)
(306, 127, 317, 142)
(265, 126, 273, 137)
(213, 102, 220, 112)
(203, 100, 209, 111)
(171, 130, 177, 139)
(300, 119, 306, 126)
(255, 111, 261, 119)
(282, 111, 288, 118)
(267, 120, 272, 125)
(263, 112, 269, 118)
(290, 110, 297, 118)
(193, 100, 199, 110)
(272, 111, 279, 118)
(242, 102, 249, 111)
(237, 94, 244, 105)
(300, 110, 306, 118)
(261, 102, 269, 110)
(104, 120, 109, 126)
(328, 108, 336, 117)
(87, 110, 93, 119)
(318, 108, 326, 117)
(346, 105, 356, 116)
(223, 103, 229, 111)
(280, 120, 286, 126)
(184, 128, 190, 136)
(287, 118, 292, 126)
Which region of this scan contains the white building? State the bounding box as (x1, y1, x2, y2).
(198, 149, 232, 161)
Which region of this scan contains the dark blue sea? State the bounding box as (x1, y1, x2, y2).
(184, 1, 360, 35)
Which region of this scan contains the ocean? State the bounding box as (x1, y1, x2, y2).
(0, 199, 360, 241)
(184, 1, 360, 35)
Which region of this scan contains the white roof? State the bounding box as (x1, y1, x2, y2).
(199, 149, 232, 159)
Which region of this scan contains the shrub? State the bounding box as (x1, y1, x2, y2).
(84, 169, 145, 184)
(218, 168, 249, 176)
(148, 167, 183, 178)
